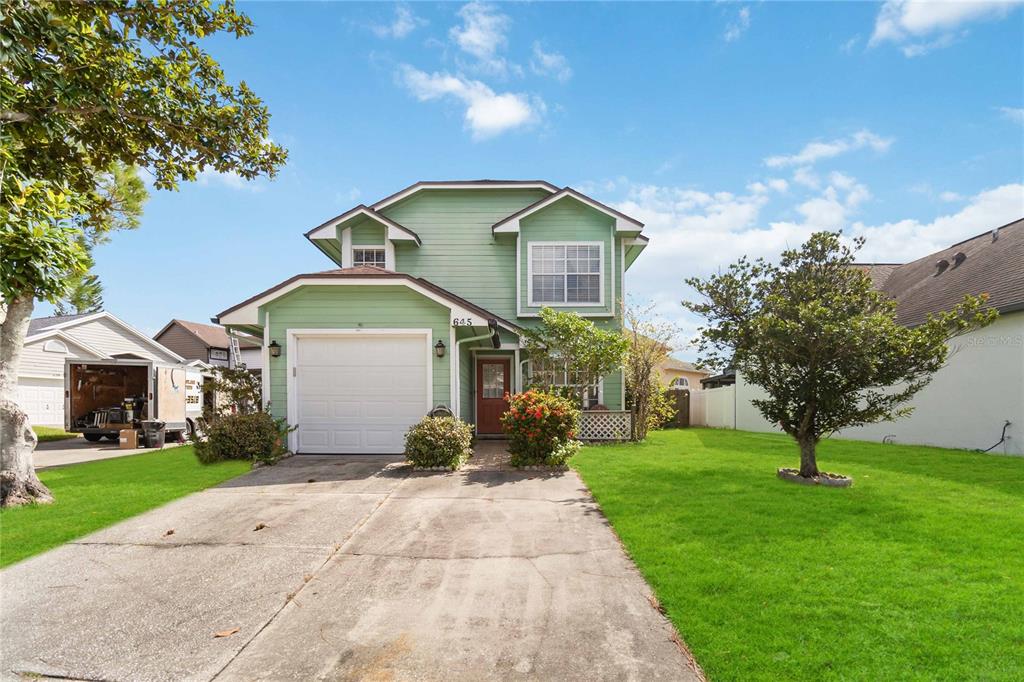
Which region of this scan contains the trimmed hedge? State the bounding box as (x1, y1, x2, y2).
(192, 411, 292, 466)
(404, 416, 474, 470)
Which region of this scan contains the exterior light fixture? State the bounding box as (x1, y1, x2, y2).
(434, 340, 446, 358)
(268, 340, 282, 358)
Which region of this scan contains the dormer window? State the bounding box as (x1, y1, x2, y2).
(353, 248, 386, 268)
(528, 242, 603, 306)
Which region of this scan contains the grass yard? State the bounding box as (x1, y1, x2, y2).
(32, 425, 79, 442)
(0, 446, 249, 568)
(574, 429, 1024, 681)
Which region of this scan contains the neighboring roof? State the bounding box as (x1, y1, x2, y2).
(492, 187, 644, 233)
(304, 205, 422, 244)
(155, 319, 260, 349)
(215, 266, 523, 333)
(853, 263, 901, 288)
(25, 311, 186, 363)
(27, 313, 93, 335)
(868, 218, 1024, 327)
(371, 180, 558, 211)
(662, 357, 710, 375)
(701, 369, 736, 386)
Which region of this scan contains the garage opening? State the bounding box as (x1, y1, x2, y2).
(68, 362, 151, 439)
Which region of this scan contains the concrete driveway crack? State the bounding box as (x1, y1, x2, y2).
(207, 469, 410, 681)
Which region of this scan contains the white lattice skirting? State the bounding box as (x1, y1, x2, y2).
(579, 410, 632, 441)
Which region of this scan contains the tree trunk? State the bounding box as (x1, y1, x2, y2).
(797, 436, 819, 478)
(0, 295, 52, 507)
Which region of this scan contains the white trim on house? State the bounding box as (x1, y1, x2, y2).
(284, 328, 433, 453)
(341, 228, 353, 268)
(493, 189, 644, 234)
(372, 182, 557, 211)
(307, 206, 420, 243)
(526, 241, 606, 308)
(26, 311, 187, 363)
(221, 278, 485, 328)
(261, 311, 271, 409)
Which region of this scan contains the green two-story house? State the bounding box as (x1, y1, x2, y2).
(216, 180, 648, 454)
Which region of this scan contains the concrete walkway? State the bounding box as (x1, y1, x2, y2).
(34, 437, 188, 469)
(0, 443, 701, 681)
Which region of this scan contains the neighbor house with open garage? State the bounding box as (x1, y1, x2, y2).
(216, 180, 649, 454)
(17, 312, 186, 428)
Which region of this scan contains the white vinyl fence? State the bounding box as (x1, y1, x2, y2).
(688, 385, 736, 429)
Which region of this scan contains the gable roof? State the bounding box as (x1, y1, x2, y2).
(26, 311, 187, 363)
(861, 217, 1024, 327)
(662, 357, 710, 375)
(215, 266, 523, 334)
(28, 313, 93, 336)
(371, 180, 558, 211)
(155, 319, 260, 350)
(305, 205, 422, 244)
(492, 187, 644, 233)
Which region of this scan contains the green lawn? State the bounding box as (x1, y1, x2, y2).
(574, 429, 1024, 681)
(32, 425, 79, 442)
(0, 446, 249, 568)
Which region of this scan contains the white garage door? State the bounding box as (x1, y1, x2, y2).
(293, 333, 429, 454)
(17, 377, 65, 427)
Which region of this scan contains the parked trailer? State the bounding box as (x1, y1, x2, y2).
(64, 358, 205, 442)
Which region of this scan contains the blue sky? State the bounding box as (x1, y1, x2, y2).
(41, 1, 1024, 358)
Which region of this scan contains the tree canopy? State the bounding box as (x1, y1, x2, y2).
(684, 231, 997, 479)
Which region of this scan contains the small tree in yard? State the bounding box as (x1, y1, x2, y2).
(684, 231, 996, 481)
(1, 0, 286, 506)
(624, 302, 680, 440)
(203, 366, 263, 418)
(522, 307, 629, 409)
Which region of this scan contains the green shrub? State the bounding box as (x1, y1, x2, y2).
(192, 411, 294, 466)
(500, 390, 581, 467)
(404, 416, 474, 469)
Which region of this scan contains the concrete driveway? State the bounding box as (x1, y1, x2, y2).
(0, 444, 701, 681)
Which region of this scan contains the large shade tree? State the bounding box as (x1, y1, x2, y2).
(0, 0, 287, 506)
(684, 231, 996, 480)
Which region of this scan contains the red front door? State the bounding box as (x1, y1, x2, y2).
(476, 357, 511, 434)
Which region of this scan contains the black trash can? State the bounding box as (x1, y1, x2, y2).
(140, 420, 166, 449)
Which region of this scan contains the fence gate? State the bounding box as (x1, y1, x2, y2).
(668, 388, 690, 428)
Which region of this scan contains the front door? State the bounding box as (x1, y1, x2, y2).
(476, 357, 511, 434)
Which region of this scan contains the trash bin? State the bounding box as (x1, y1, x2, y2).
(140, 420, 166, 449)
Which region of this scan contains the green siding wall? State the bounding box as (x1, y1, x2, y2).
(349, 219, 385, 245)
(261, 285, 452, 421)
(386, 189, 549, 320)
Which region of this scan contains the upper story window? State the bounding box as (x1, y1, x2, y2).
(529, 242, 603, 306)
(42, 339, 69, 354)
(353, 248, 386, 268)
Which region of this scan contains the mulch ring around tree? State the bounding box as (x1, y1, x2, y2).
(777, 468, 853, 487)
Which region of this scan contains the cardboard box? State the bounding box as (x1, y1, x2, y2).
(119, 429, 138, 449)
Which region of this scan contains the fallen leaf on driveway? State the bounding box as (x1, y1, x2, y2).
(213, 627, 240, 638)
(164, 529, 175, 536)
(253, 523, 267, 531)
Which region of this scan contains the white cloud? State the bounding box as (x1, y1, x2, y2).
(196, 167, 264, 192)
(372, 5, 426, 39)
(724, 7, 751, 42)
(765, 129, 894, 168)
(334, 187, 361, 205)
(530, 42, 572, 82)
(840, 35, 861, 54)
(870, 0, 1022, 55)
(939, 190, 963, 202)
(396, 65, 541, 139)
(590, 177, 1022, 358)
(998, 106, 1024, 125)
(449, 2, 517, 76)
(792, 167, 821, 189)
(767, 178, 789, 193)
(851, 183, 1024, 261)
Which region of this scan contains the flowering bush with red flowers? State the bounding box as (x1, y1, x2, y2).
(500, 390, 581, 466)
